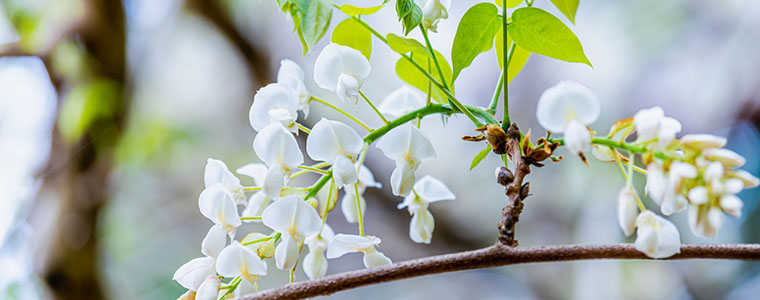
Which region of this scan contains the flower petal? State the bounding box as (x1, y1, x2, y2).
(306, 118, 363, 163)
(681, 134, 727, 150)
(253, 123, 304, 169)
(536, 81, 600, 133)
(274, 235, 300, 270)
(326, 234, 379, 259)
(409, 209, 435, 244)
(362, 247, 392, 268)
(195, 276, 220, 300)
(390, 161, 415, 197)
(720, 195, 743, 217)
(201, 224, 227, 258)
(337, 73, 360, 103)
(379, 86, 426, 119)
(249, 83, 299, 131)
(332, 156, 358, 186)
(633, 106, 664, 141)
(634, 211, 681, 258)
(173, 257, 215, 291)
(358, 165, 382, 189)
(303, 247, 328, 280)
(413, 175, 455, 203)
(241, 192, 271, 221)
(703, 148, 746, 168)
(340, 189, 366, 223)
(564, 119, 591, 153)
(617, 187, 639, 237)
(198, 184, 241, 231)
(314, 44, 370, 93)
(236, 163, 269, 186)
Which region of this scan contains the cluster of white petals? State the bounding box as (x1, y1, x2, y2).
(536, 81, 600, 154)
(398, 176, 455, 244)
(414, 0, 451, 32)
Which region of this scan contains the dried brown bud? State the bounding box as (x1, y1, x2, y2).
(496, 166, 514, 186)
(519, 182, 530, 199)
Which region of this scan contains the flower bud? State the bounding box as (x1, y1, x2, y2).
(495, 166, 514, 186)
(306, 197, 319, 211)
(195, 276, 220, 300)
(681, 134, 727, 149)
(258, 239, 276, 258)
(520, 182, 530, 200)
(177, 290, 196, 300)
(703, 148, 746, 168)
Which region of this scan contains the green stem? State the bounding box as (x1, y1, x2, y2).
(489, 68, 505, 113)
(240, 216, 262, 221)
(359, 90, 389, 124)
(354, 183, 365, 236)
(311, 96, 372, 131)
(502, 43, 516, 130)
(363, 104, 498, 143)
(297, 165, 330, 175)
(552, 137, 648, 153)
(419, 25, 449, 91)
(305, 171, 333, 200)
(297, 123, 311, 134)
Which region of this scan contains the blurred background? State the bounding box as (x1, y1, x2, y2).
(2, 0, 760, 299)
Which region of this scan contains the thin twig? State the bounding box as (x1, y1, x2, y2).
(498, 123, 530, 246)
(239, 243, 760, 300)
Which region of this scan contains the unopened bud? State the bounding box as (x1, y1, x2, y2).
(520, 182, 530, 200)
(195, 276, 221, 300)
(495, 166, 514, 186)
(177, 290, 196, 300)
(306, 197, 319, 210)
(258, 239, 275, 258)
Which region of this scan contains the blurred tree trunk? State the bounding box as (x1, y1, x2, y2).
(40, 0, 127, 299)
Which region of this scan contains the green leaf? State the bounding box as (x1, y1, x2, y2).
(396, 49, 453, 103)
(387, 33, 428, 56)
(451, 2, 501, 81)
(549, 0, 580, 24)
(508, 7, 591, 66)
(470, 145, 492, 170)
(296, 0, 333, 53)
(495, 0, 523, 8)
(402, 4, 422, 35)
(340, 3, 385, 16)
(495, 27, 531, 83)
(331, 18, 372, 59)
(396, 0, 413, 20)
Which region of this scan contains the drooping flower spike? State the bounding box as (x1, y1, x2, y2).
(326, 234, 392, 268)
(313, 43, 371, 103)
(376, 123, 437, 196)
(306, 118, 365, 187)
(277, 59, 312, 116)
(536, 81, 600, 154)
(249, 82, 300, 134)
(261, 195, 322, 270)
(398, 176, 455, 244)
(253, 123, 304, 198)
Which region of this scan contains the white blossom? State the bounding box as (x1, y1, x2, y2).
(313, 43, 371, 103)
(306, 118, 364, 186)
(236, 163, 271, 220)
(341, 165, 382, 223)
(398, 176, 455, 244)
(617, 187, 639, 237)
(303, 225, 335, 280)
(261, 195, 322, 270)
(253, 123, 304, 197)
(378, 86, 426, 119)
(173, 225, 227, 291)
(195, 276, 220, 300)
(216, 241, 267, 297)
(414, 0, 451, 32)
(376, 123, 437, 196)
(249, 82, 299, 134)
(198, 185, 241, 237)
(535, 81, 600, 154)
(688, 205, 724, 238)
(634, 211, 681, 259)
(277, 59, 311, 116)
(326, 234, 392, 268)
(204, 158, 246, 205)
(633, 106, 682, 147)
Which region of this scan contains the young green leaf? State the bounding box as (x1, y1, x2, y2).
(495, 27, 531, 83)
(451, 2, 501, 81)
(340, 2, 386, 16)
(508, 7, 591, 66)
(495, 0, 524, 8)
(387, 33, 429, 56)
(470, 145, 492, 170)
(297, 0, 333, 53)
(396, 0, 413, 20)
(549, 0, 580, 24)
(331, 18, 372, 59)
(403, 4, 423, 35)
(396, 49, 453, 103)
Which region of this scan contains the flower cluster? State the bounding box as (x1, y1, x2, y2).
(174, 44, 457, 298)
(537, 81, 759, 258)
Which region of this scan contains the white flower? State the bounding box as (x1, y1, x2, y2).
(216, 241, 267, 297)
(378, 86, 426, 119)
(376, 123, 437, 196)
(634, 211, 681, 259)
(645, 162, 667, 203)
(727, 169, 760, 188)
(198, 184, 241, 237)
(660, 162, 697, 215)
(261, 195, 322, 270)
(688, 205, 724, 238)
(204, 158, 246, 205)
(195, 276, 220, 300)
(313, 43, 371, 103)
(174, 226, 226, 291)
(306, 118, 364, 186)
(414, 0, 451, 32)
(617, 187, 639, 237)
(633, 106, 682, 147)
(277, 59, 311, 116)
(535, 81, 600, 154)
(236, 163, 272, 220)
(398, 176, 455, 244)
(326, 234, 392, 268)
(702, 148, 746, 168)
(303, 225, 335, 280)
(249, 83, 299, 134)
(681, 134, 727, 150)
(341, 165, 382, 223)
(253, 123, 304, 197)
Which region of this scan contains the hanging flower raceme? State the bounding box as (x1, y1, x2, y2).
(173, 225, 227, 291)
(633, 106, 682, 148)
(198, 184, 242, 237)
(313, 43, 371, 103)
(326, 234, 392, 268)
(253, 123, 304, 198)
(306, 118, 364, 186)
(204, 158, 246, 205)
(378, 86, 426, 120)
(414, 0, 451, 32)
(341, 165, 382, 223)
(261, 195, 322, 270)
(303, 224, 335, 280)
(249, 82, 300, 134)
(277, 59, 312, 116)
(377, 123, 437, 196)
(398, 176, 455, 244)
(634, 211, 681, 258)
(536, 81, 600, 154)
(236, 163, 271, 220)
(216, 241, 268, 298)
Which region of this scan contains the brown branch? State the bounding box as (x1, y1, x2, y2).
(498, 123, 531, 246)
(240, 243, 760, 300)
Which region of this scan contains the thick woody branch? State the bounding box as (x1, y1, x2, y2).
(239, 243, 760, 300)
(498, 123, 530, 246)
